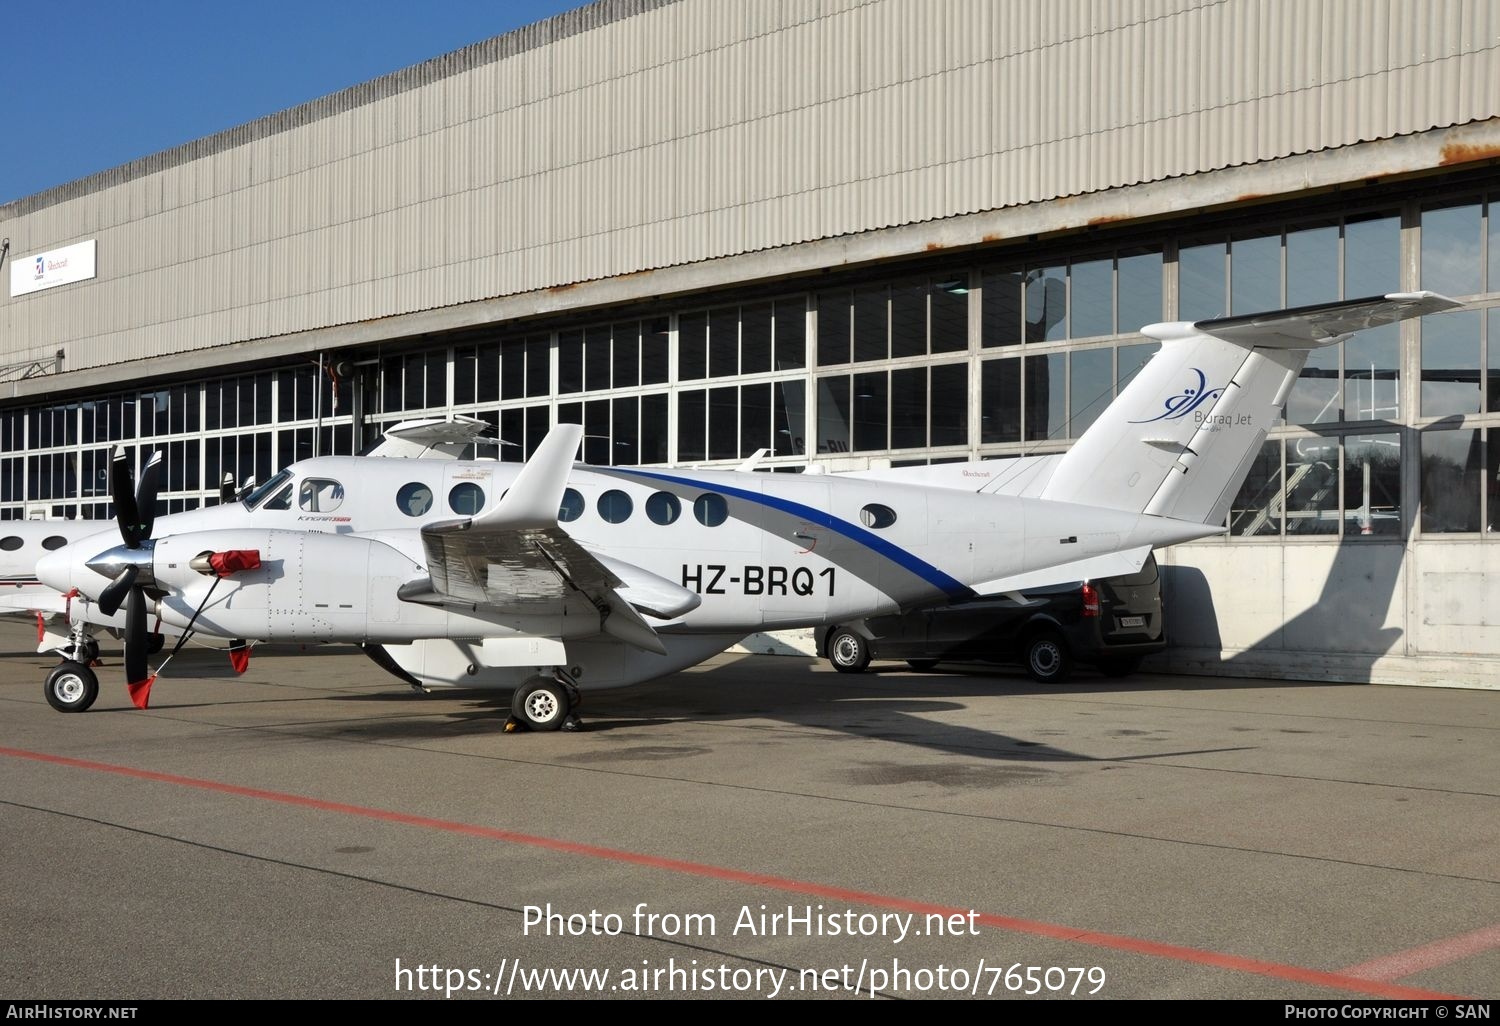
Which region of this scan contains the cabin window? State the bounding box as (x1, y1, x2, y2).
(598, 489, 633, 524)
(0, 536, 22, 551)
(298, 478, 345, 513)
(693, 492, 728, 527)
(558, 488, 585, 523)
(646, 491, 681, 525)
(42, 535, 68, 550)
(448, 482, 485, 516)
(397, 482, 435, 517)
(860, 503, 897, 529)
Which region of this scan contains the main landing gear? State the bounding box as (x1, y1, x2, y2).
(506, 669, 585, 733)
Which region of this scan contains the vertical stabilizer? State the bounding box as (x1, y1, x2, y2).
(1039, 293, 1463, 524)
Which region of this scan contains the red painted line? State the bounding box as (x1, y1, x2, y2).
(1, 744, 1461, 1000)
(1341, 923, 1500, 982)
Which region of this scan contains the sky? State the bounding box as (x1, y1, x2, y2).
(3, 1, 588, 205)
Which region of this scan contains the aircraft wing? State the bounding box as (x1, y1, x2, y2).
(0, 585, 70, 618)
(401, 425, 699, 654)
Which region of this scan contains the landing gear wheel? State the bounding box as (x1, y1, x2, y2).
(827, 628, 870, 674)
(511, 676, 570, 732)
(147, 633, 166, 656)
(45, 661, 99, 713)
(906, 659, 939, 671)
(1024, 632, 1073, 684)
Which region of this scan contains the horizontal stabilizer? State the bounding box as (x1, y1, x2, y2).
(365, 416, 492, 459)
(1192, 291, 1462, 349)
(969, 546, 1153, 595)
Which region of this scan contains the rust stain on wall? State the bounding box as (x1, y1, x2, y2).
(1439, 142, 1500, 166)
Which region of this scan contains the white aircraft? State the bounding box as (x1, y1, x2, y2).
(33, 292, 1461, 728)
(0, 518, 123, 661)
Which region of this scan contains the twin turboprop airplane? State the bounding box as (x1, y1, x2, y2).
(33, 292, 1461, 729)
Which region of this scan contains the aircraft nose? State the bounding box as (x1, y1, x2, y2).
(35, 542, 79, 595)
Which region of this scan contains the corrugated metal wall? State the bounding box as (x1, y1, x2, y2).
(2, 0, 1497, 372)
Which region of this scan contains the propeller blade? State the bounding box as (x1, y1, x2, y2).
(96, 564, 139, 617)
(123, 586, 150, 692)
(110, 447, 142, 549)
(135, 450, 163, 541)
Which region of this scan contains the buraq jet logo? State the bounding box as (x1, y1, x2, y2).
(1129, 368, 1225, 424)
(33, 256, 44, 280)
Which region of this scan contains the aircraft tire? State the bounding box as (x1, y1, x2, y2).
(512, 677, 569, 731)
(1024, 631, 1073, 684)
(45, 661, 99, 713)
(827, 628, 870, 674)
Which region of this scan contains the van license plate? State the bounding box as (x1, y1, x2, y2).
(1119, 616, 1145, 628)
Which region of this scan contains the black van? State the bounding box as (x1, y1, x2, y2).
(816, 553, 1166, 683)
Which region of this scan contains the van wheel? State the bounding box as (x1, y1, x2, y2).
(827, 628, 870, 674)
(1024, 632, 1073, 684)
(1099, 655, 1143, 678)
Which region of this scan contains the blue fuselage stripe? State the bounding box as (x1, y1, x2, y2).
(606, 468, 976, 600)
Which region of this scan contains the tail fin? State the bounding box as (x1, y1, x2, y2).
(1040, 292, 1462, 523)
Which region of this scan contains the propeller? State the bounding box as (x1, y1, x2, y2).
(88, 446, 163, 706)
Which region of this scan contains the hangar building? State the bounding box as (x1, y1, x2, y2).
(3, 0, 1498, 687)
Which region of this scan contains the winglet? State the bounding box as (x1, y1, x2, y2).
(472, 424, 584, 530)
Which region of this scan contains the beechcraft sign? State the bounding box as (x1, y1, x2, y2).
(10, 239, 96, 297)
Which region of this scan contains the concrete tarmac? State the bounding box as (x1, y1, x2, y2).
(1, 621, 1495, 1001)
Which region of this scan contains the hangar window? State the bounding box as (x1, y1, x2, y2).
(693, 493, 728, 527)
(0, 536, 22, 551)
(397, 482, 435, 518)
(298, 478, 345, 513)
(646, 492, 681, 525)
(448, 482, 485, 516)
(42, 535, 68, 550)
(597, 489, 633, 524)
(860, 504, 897, 529)
(558, 488, 585, 523)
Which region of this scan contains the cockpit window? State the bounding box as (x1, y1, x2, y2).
(243, 469, 293, 509)
(398, 482, 435, 517)
(299, 478, 345, 513)
(262, 485, 293, 511)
